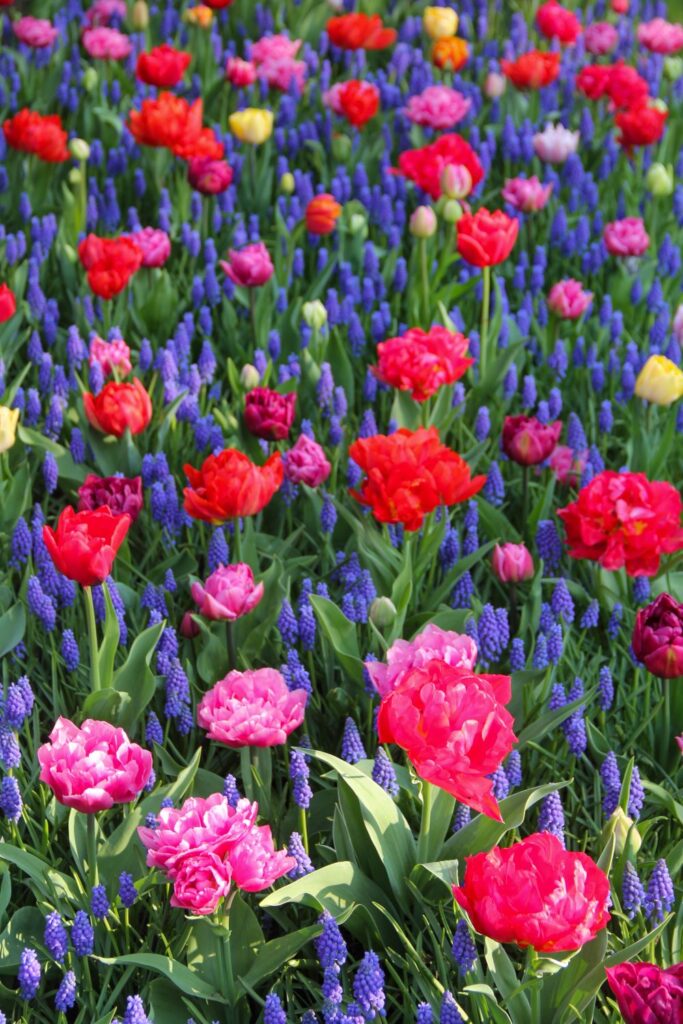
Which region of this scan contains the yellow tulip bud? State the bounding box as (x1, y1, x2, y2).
(228, 108, 274, 145)
(601, 808, 641, 858)
(240, 364, 261, 390)
(280, 172, 295, 195)
(646, 162, 674, 197)
(68, 167, 82, 186)
(82, 67, 99, 92)
(0, 406, 20, 454)
(302, 300, 328, 331)
(635, 355, 683, 406)
(69, 138, 91, 162)
(423, 6, 458, 40)
(131, 0, 149, 30)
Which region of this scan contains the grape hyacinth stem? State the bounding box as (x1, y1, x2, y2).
(84, 586, 101, 693)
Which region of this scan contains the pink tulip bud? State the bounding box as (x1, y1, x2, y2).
(484, 72, 506, 98)
(492, 543, 534, 583)
(409, 205, 437, 238)
(440, 163, 473, 200)
(180, 611, 200, 639)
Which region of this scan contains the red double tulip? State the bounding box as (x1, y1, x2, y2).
(502, 415, 562, 466)
(349, 427, 485, 532)
(457, 208, 519, 267)
(128, 93, 224, 160)
(606, 962, 683, 1024)
(136, 44, 191, 87)
(78, 474, 144, 521)
(0, 283, 16, 323)
(374, 326, 473, 402)
(453, 833, 610, 952)
(333, 80, 380, 128)
(3, 109, 69, 162)
(305, 194, 342, 235)
(244, 388, 296, 441)
(83, 378, 153, 437)
(183, 449, 283, 522)
(616, 103, 668, 151)
(395, 133, 484, 201)
(43, 506, 131, 587)
(632, 593, 683, 678)
(326, 13, 396, 51)
(557, 470, 683, 577)
(501, 50, 561, 90)
(536, 0, 582, 44)
(78, 234, 143, 300)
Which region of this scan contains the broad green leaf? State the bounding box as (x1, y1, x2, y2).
(0, 603, 25, 659)
(98, 585, 120, 691)
(0, 908, 45, 970)
(310, 595, 364, 684)
(113, 620, 164, 733)
(95, 952, 225, 1002)
(0, 844, 78, 902)
(239, 924, 322, 990)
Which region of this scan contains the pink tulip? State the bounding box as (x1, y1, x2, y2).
(180, 611, 201, 638)
(82, 26, 132, 60)
(403, 85, 472, 130)
(584, 22, 618, 55)
(13, 17, 59, 49)
(188, 157, 234, 195)
(548, 279, 593, 319)
(637, 18, 683, 54)
(77, 473, 144, 520)
(130, 227, 171, 268)
(197, 667, 307, 747)
(138, 793, 258, 879)
(228, 825, 296, 891)
(603, 217, 650, 257)
(170, 851, 232, 915)
(89, 335, 132, 377)
(365, 623, 478, 698)
(484, 73, 506, 98)
(251, 34, 306, 92)
(86, 0, 127, 26)
(502, 175, 553, 212)
(533, 124, 579, 163)
(284, 434, 331, 488)
(225, 57, 257, 87)
(38, 717, 153, 813)
(220, 242, 274, 288)
(605, 962, 683, 1023)
(191, 563, 264, 621)
(492, 543, 534, 583)
(549, 444, 588, 485)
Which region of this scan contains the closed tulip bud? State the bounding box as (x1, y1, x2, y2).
(131, 0, 149, 29)
(180, 612, 200, 639)
(82, 67, 99, 92)
(601, 808, 641, 857)
(423, 5, 458, 39)
(327, 0, 344, 10)
(0, 406, 19, 454)
(410, 205, 437, 238)
(302, 300, 327, 330)
(370, 597, 397, 629)
(228, 108, 273, 145)
(634, 355, 683, 405)
(280, 172, 295, 194)
(650, 97, 668, 113)
(349, 212, 367, 237)
(440, 163, 472, 200)
(492, 543, 534, 583)
(69, 138, 91, 162)
(68, 167, 82, 186)
(646, 162, 674, 197)
(632, 593, 683, 678)
(240, 363, 261, 390)
(442, 199, 464, 223)
(664, 56, 683, 81)
(484, 72, 506, 98)
(331, 133, 352, 162)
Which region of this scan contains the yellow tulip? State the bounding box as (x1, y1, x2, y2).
(183, 5, 213, 27)
(0, 406, 20, 454)
(228, 108, 274, 145)
(423, 6, 458, 40)
(635, 355, 683, 406)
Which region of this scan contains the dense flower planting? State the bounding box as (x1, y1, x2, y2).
(0, 0, 681, 1023)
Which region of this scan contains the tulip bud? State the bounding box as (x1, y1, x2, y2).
(370, 597, 397, 629)
(442, 199, 463, 224)
(484, 72, 506, 99)
(423, 5, 458, 40)
(240, 364, 261, 390)
(82, 67, 99, 92)
(62, 244, 78, 264)
(440, 163, 472, 200)
(302, 300, 328, 331)
(280, 172, 295, 195)
(331, 134, 352, 162)
(327, 0, 344, 10)
(634, 355, 683, 406)
(131, 0, 149, 29)
(600, 808, 641, 857)
(650, 98, 668, 113)
(410, 205, 437, 238)
(646, 162, 674, 197)
(632, 593, 683, 678)
(180, 612, 200, 639)
(68, 167, 82, 186)
(664, 56, 683, 81)
(349, 213, 367, 238)
(492, 543, 534, 583)
(69, 138, 91, 162)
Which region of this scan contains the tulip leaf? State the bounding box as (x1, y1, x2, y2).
(94, 952, 226, 1002)
(0, 603, 25, 660)
(309, 595, 365, 685)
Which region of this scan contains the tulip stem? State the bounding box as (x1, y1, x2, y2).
(226, 620, 237, 672)
(87, 813, 99, 889)
(232, 517, 242, 564)
(416, 780, 434, 863)
(480, 265, 492, 382)
(419, 238, 430, 325)
(84, 586, 101, 693)
(521, 465, 529, 534)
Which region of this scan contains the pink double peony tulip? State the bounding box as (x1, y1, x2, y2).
(225, 57, 257, 87)
(170, 851, 232, 915)
(502, 415, 562, 466)
(631, 593, 683, 679)
(606, 962, 683, 1023)
(197, 667, 307, 747)
(191, 563, 264, 621)
(220, 242, 274, 287)
(403, 85, 471, 130)
(501, 175, 553, 212)
(548, 278, 593, 319)
(13, 17, 59, 48)
(244, 387, 297, 441)
(365, 623, 478, 698)
(229, 825, 297, 891)
(188, 157, 234, 195)
(130, 227, 171, 268)
(38, 717, 153, 813)
(603, 217, 650, 257)
(284, 434, 331, 488)
(584, 21, 618, 54)
(89, 335, 132, 377)
(82, 26, 132, 60)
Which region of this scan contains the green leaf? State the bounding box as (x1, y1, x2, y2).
(0, 845, 78, 903)
(98, 585, 120, 691)
(0, 603, 25, 659)
(0, 908, 45, 971)
(239, 924, 322, 991)
(94, 952, 225, 1002)
(485, 939, 531, 1024)
(308, 749, 416, 902)
(478, 500, 522, 544)
(112, 621, 164, 732)
(516, 688, 596, 749)
(441, 782, 570, 860)
(309, 595, 364, 685)
(425, 541, 496, 611)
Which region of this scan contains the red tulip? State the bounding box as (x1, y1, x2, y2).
(43, 506, 131, 587)
(457, 208, 519, 267)
(83, 378, 152, 437)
